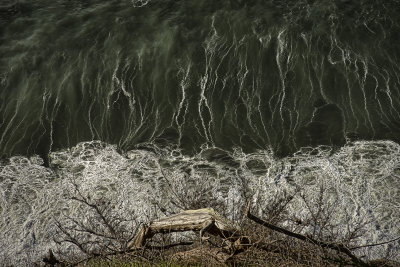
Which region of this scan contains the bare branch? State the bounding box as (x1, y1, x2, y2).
(245, 201, 367, 266)
(350, 236, 400, 250)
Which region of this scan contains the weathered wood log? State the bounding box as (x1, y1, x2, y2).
(128, 208, 241, 248)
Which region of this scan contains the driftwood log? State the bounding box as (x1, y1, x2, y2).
(128, 208, 241, 248)
(46, 202, 400, 266)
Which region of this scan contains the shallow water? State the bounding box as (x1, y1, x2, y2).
(1, 0, 400, 158)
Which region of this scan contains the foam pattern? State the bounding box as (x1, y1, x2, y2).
(1, 140, 399, 265)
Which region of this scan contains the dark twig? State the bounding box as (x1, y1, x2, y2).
(245, 201, 367, 266)
(350, 236, 400, 250)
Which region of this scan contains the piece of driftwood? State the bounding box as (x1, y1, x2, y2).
(128, 208, 241, 248)
(244, 201, 367, 266)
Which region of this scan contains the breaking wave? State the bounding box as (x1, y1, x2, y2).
(1, 140, 399, 265)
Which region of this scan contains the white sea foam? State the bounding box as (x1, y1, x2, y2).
(132, 0, 151, 8)
(0, 140, 399, 265)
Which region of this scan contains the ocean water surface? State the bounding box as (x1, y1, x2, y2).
(1, 0, 400, 264)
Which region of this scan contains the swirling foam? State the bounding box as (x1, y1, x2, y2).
(1, 140, 399, 265)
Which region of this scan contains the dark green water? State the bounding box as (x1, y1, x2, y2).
(1, 2, 400, 264)
(1, 0, 400, 159)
